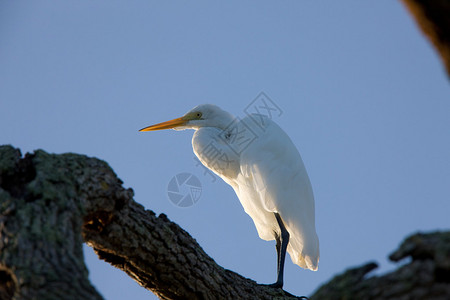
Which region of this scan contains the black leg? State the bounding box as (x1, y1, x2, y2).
(275, 234, 281, 274)
(269, 212, 289, 289)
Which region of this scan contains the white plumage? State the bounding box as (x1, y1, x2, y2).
(140, 104, 319, 287)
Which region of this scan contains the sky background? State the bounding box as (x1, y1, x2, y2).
(1, 1, 449, 299)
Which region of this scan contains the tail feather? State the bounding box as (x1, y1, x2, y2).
(287, 230, 319, 271)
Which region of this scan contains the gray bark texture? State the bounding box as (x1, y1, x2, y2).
(401, 0, 450, 78)
(1, 145, 449, 300)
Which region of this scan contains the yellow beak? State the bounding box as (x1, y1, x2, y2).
(139, 117, 187, 131)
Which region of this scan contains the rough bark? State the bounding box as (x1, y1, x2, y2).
(0, 146, 104, 300)
(401, 0, 450, 78)
(0, 145, 301, 300)
(310, 231, 450, 300)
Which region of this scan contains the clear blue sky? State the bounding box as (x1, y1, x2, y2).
(1, 1, 449, 299)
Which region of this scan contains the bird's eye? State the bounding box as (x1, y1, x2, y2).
(196, 112, 202, 118)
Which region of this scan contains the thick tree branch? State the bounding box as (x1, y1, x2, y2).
(0, 145, 302, 300)
(310, 231, 450, 299)
(0, 146, 104, 300)
(401, 0, 450, 78)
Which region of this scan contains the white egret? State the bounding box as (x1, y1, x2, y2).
(140, 104, 319, 288)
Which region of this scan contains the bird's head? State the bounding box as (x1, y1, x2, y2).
(139, 104, 234, 132)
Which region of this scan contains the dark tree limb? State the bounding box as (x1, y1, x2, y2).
(401, 0, 450, 78)
(310, 231, 450, 299)
(0, 145, 302, 300)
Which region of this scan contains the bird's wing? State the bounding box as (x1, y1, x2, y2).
(238, 115, 319, 270)
(239, 116, 310, 213)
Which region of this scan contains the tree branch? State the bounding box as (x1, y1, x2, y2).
(310, 231, 450, 299)
(401, 0, 450, 78)
(0, 146, 104, 300)
(0, 145, 302, 300)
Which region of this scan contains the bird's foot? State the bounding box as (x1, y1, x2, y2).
(265, 281, 283, 289)
(263, 283, 309, 299)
